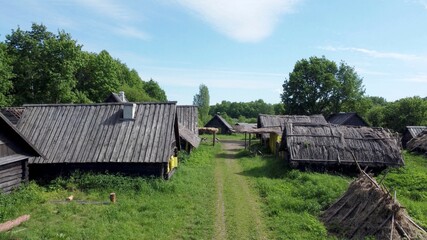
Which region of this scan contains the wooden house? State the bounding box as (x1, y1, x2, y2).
(0, 113, 43, 193)
(327, 112, 369, 126)
(177, 106, 200, 151)
(16, 102, 180, 179)
(204, 114, 233, 134)
(281, 123, 404, 169)
(406, 130, 427, 154)
(402, 126, 427, 149)
(257, 114, 327, 153)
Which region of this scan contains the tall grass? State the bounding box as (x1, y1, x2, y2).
(379, 152, 427, 228)
(0, 144, 219, 239)
(237, 152, 350, 239)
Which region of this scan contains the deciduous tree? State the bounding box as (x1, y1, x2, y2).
(193, 84, 210, 125)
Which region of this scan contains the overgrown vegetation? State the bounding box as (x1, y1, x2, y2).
(0, 144, 219, 239)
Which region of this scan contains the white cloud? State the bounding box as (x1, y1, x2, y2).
(320, 46, 422, 61)
(402, 74, 427, 83)
(177, 0, 301, 42)
(113, 25, 150, 40)
(73, 0, 137, 21)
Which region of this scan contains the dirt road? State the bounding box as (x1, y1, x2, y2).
(213, 140, 268, 240)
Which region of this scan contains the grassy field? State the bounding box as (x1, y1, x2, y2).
(1, 138, 426, 239)
(0, 144, 220, 239)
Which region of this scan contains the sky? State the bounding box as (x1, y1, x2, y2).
(1, 0, 427, 105)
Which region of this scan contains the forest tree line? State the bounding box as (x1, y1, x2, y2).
(0, 23, 166, 107)
(209, 56, 427, 133)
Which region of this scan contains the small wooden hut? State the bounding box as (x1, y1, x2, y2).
(402, 126, 427, 149)
(406, 130, 427, 154)
(177, 106, 200, 151)
(16, 102, 180, 179)
(327, 112, 369, 126)
(257, 114, 327, 152)
(0, 113, 43, 193)
(204, 114, 233, 134)
(281, 123, 404, 168)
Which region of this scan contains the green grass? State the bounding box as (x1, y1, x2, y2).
(0, 143, 220, 240)
(200, 133, 259, 142)
(237, 151, 350, 239)
(379, 152, 427, 228)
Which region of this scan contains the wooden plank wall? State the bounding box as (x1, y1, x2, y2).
(0, 160, 25, 193)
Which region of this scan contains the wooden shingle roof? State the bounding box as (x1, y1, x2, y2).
(327, 112, 369, 126)
(282, 123, 403, 168)
(404, 126, 427, 138)
(257, 114, 327, 137)
(0, 107, 25, 125)
(16, 102, 178, 164)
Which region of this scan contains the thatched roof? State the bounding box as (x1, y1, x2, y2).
(321, 173, 427, 239)
(282, 123, 404, 167)
(257, 114, 327, 138)
(407, 130, 427, 154)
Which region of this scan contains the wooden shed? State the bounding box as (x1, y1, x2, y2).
(204, 114, 233, 134)
(16, 102, 180, 179)
(327, 112, 369, 126)
(104, 91, 128, 103)
(406, 130, 427, 154)
(257, 114, 327, 152)
(402, 126, 427, 149)
(0, 113, 43, 193)
(281, 123, 404, 169)
(177, 105, 200, 151)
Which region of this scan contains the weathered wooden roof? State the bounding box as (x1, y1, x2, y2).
(205, 115, 233, 131)
(327, 112, 369, 126)
(177, 105, 198, 134)
(0, 113, 43, 166)
(0, 107, 25, 125)
(282, 123, 404, 167)
(257, 114, 327, 138)
(178, 123, 200, 148)
(16, 102, 178, 164)
(407, 130, 427, 154)
(233, 123, 257, 133)
(257, 114, 327, 128)
(404, 126, 427, 138)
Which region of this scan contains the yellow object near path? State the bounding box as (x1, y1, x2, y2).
(213, 140, 269, 240)
(167, 155, 178, 173)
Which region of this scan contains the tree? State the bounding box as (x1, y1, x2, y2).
(143, 79, 167, 102)
(0, 43, 13, 107)
(382, 97, 427, 132)
(281, 56, 365, 116)
(5, 23, 82, 104)
(193, 84, 210, 125)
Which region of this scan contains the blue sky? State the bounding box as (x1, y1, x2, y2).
(1, 0, 427, 105)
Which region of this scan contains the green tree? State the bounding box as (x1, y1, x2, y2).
(143, 79, 167, 102)
(5, 23, 82, 104)
(382, 96, 427, 132)
(281, 56, 365, 116)
(0, 43, 13, 107)
(193, 84, 210, 125)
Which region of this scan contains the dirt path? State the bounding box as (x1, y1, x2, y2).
(213, 140, 268, 240)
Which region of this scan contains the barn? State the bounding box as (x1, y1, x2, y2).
(204, 114, 233, 134)
(402, 126, 427, 149)
(177, 105, 200, 151)
(257, 114, 327, 153)
(327, 112, 369, 126)
(16, 102, 180, 179)
(0, 113, 43, 193)
(281, 123, 404, 169)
